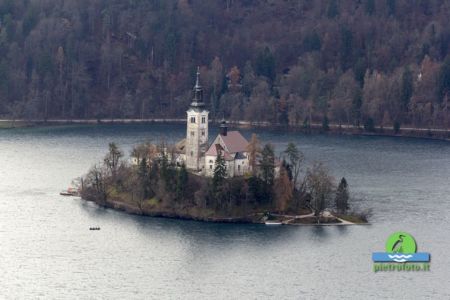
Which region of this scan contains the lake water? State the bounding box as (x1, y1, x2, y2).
(0, 124, 449, 299)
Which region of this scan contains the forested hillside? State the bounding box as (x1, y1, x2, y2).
(0, 0, 449, 128)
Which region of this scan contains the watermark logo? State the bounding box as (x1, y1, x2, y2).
(372, 232, 431, 272)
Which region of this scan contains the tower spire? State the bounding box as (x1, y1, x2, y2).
(191, 66, 204, 108)
(195, 66, 201, 89)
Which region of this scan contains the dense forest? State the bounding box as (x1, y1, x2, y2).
(0, 0, 449, 129)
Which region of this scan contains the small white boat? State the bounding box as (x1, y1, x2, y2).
(265, 221, 283, 225)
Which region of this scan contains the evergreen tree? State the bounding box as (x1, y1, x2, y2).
(282, 159, 293, 182)
(176, 164, 189, 201)
(387, 0, 396, 16)
(438, 56, 450, 102)
(393, 121, 401, 134)
(256, 47, 276, 82)
(400, 66, 413, 112)
(326, 0, 339, 19)
(364, 117, 375, 132)
(303, 31, 321, 52)
(138, 158, 150, 198)
(322, 115, 330, 131)
(340, 26, 353, 70)
(212, 150, 227, 194)
(160, 151, 175, 191)
(335, 177, 349, 213)
(260, 144, 275, 202)
(365, 0, 375, 16)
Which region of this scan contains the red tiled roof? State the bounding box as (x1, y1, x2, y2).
(220, 131, 249, 153)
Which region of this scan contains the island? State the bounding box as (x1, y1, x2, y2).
(78, 70, 369, 225)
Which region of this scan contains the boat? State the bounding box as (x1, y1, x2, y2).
(60, 187, 80, 197)
(265, 221, 283, 225)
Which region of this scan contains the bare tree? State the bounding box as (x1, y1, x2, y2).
(306, 162, 336, 219)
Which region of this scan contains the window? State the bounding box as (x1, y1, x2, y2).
(202, 116, 206, 124)
(190, 131, 195, 137)
(201, 130, 205, 136)
(209, 160, 213, 163)
(190, 151, 194, 157)
(210, 165, 213, 169)
(190, 117, 196, 123)
(238, 165, 241, 171)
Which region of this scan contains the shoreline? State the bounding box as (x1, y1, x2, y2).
(1, 118, 449, 141)
(80, 197, 367, 226)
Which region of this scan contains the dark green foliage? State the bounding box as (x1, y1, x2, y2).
(340, 27, 353, 70)
(138, 158, 154, 199)
(335, 177, 349, 213)
(353, 58, 367, 87)
(260, 144, 275, 202)
(256, 47, 276, 82)
(0, 61, 8, 90)
(284, 142, 304, 186)
(387, 0, 396, 16)
(400, 66, 413, 112)
(393, 121, 401, 134)
(438, 56, 450, 102)
(176, 164, 188, 200)
(164, 25, 180, 69)
(160, 152, 176, 191)
(327, 0, 339, 19)
(365, 0, 375, 16)
(303, 31, 321, 52)
(212, 150, 226, 194)
(23, 6, 38, 36)
(282, 160, 293, 182)
(322, 115, 330, 131)
(364, 117, 375, 132)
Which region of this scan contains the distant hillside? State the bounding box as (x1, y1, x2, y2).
(0, 0, 449, 129)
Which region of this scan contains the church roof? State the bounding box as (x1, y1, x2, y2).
(174, 139, 186, 154)
(220, 131, 249, 153)
(205, 144, 234, 160)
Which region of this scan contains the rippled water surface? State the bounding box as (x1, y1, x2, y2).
(0, 124, 449, 299)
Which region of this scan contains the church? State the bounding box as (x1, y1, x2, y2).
(177, 68, 250, 177)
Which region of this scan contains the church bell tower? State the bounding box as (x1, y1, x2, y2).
(185, 67, 209, 171)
